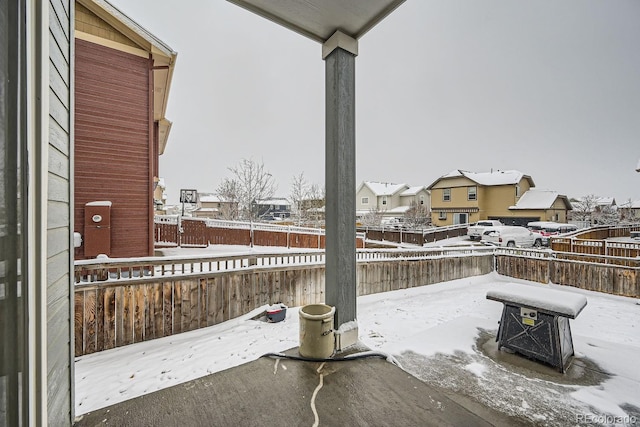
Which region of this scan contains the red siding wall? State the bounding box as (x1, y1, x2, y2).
(75, 39, 153, 259)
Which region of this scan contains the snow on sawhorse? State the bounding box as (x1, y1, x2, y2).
(486, 283, 587, 373)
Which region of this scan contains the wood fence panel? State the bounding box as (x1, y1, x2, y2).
(134, 286, 144, 343)
(104, 287, 116, 350)
(172, 282, 181, 334)
(145, 283, 155, 340)
(84, 289, 97, 355)
(199, 279, 207, 327)
(189, 281, 199, 331)
(96, 288, 105, 352)
(180, 281, 189, 332)
(163, 282, 172, 336)
(74, 292, 84, 356)
(122, 286, 133, 346)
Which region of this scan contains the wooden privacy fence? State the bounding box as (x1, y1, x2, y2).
(495, 249, 640, 297)
(74, 246, 640, 357)
(74, 248, 494, 356)
(358, 224, 469, 246)
(550, 223, 640, 257)
(154, 216, 360, 249)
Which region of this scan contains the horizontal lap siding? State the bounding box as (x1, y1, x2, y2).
(48, 0, 73, 424)
(75, 38, 151, 259)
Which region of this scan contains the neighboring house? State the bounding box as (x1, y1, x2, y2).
(570, 195, 619, 225)
(74, 0, 177, 259)
(427, 170, 536, 226)
(154, 177, 168, 215)
(193, 193, 238, 220)
(399, 186, 431, 212)
(254, 198, 292, 219)
(356, 181, 407, 216)
(507, 189, 573, 224)
(356, 181, 430, 219)
(619, 200, 640, 222)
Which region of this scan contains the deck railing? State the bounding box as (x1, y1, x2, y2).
(73, 244, 639, 357)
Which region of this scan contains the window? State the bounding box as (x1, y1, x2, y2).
(443, 188, 451, 202)
(454, 213, 468, 224)
(361, 197, 369, 204)
(419, 195, 425, 205)
(438, 211, 447, 220)
(382, 197, 387, 205)
(515, 185, 521, 197)
(468, 186, 477, 201)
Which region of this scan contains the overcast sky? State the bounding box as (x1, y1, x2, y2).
(107, 0, 640, 205)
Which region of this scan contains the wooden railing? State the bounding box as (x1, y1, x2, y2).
(550, 223, 640, 257)
(358, 223, 469, 246)
(154, 216, 365, 249)
(74, 244, 640, 357)
(73, 247, 494, 356)
(495, 248, 640, 296)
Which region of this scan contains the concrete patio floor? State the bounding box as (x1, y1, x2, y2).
(73, 346, 524, 427)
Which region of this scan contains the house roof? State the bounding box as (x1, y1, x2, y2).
(428, 169, 535, 189)
(256, 198, 291, 206)
(386, 206, 411, 214)
(619, 200, 640, 209)
(199, 194, 223, 203)
(400, 186, 428, 196)
(509, 189, 573, 210)
(596, 196, 616, 206)
(77, 0, 177, 154)
(358, 181, 408, 196)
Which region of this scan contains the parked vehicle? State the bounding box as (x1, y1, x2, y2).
(467, 220, 503, 241)
(381, 217, 404, 229)
(481, 226, 543, 248)
(526, 221, 579, 246)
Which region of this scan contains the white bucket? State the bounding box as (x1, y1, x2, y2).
(299, 304, 335, 359)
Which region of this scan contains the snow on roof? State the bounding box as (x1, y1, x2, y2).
(386, 206, 411, 214)
(199, 194, 223, 203)
(256, 198, 290, 206)
(486, 283, 587, 318)
(509, 189, 569, 210)
(362, 181, 408, 196)
(596, 196, 616, 206)
(433, 170, 533, 188)
(401, 186, 427, 196)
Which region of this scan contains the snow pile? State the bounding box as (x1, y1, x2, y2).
(486, 282, 588, 318)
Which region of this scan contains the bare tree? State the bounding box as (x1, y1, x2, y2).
(570, 195, 598, 223)
(289, 172, 308, 225)
(403, 201, 431, 229)
(289, 172, 325, 226)
(360, 208, 383, 227)
(216, 177, 240, 220)
(220, 158, 277, 220)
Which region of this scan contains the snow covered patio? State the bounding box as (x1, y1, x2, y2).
(73, 272, 639, 426)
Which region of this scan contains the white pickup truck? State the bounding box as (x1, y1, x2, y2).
(467, 220, 503, 241)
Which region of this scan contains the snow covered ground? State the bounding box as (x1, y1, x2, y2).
(74, 256, 640, 426)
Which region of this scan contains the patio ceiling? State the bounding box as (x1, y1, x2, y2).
(226, 0, 406, 43)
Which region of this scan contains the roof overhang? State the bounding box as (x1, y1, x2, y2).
(226, 0, 406, 44)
